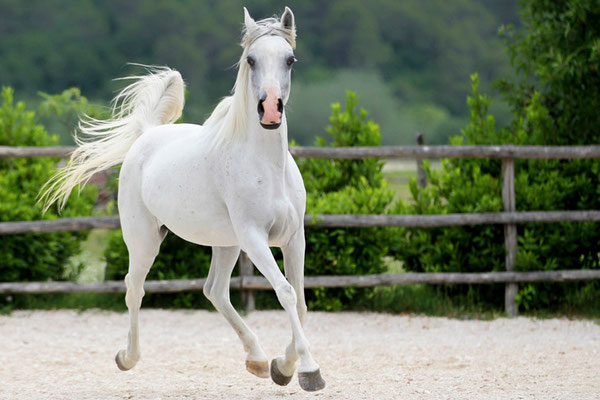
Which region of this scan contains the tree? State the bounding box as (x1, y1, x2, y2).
(0, 0, 518, 144)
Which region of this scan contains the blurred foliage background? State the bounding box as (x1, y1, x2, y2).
(0, 0, 519, 145)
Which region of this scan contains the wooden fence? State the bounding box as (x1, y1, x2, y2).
(2, 144, 600, 316)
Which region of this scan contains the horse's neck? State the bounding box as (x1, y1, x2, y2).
(250, 123, 286, 162)
(244, 106, 288, 171)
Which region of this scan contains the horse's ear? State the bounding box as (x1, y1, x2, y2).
(281, 7, 295, 31)
(244, 7, 257, 30)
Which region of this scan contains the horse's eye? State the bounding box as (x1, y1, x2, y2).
(287, 56, 297, 66)
(247, 56, 255, 67)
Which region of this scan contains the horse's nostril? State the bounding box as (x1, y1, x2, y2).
(257, 100, 265, 118)
(277, 99, 283, 114)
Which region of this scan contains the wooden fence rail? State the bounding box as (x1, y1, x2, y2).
(2, 144, 600, 316)
(2, 269, 599, 294)
(4, 144, 600, 159)
(2, 211, 600, 235)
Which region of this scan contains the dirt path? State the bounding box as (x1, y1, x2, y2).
(0, 310, 598, 399)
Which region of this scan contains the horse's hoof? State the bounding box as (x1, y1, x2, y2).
(115, 350, 135, 371)
(270, 358, 293, 386)
(246, 360, 269, 378)
(298, 369, 326, 392)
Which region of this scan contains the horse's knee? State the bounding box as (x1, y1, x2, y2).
(275, 282, 297, 310)
(206, 287, 229, 310)
(124, 272, 146, 308)
(125, 289, 144, 309)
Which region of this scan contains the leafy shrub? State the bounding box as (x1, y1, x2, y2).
(299, 91, 396, 310)
(0, 87, 97, 290)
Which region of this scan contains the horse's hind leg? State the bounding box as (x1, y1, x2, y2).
(203, 246, 269, 378)
(115, 207, 164, 371)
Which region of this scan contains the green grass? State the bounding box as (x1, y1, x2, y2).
(358, 285, 505, 319)
(7, 283, 600, 321)
(382, 160, 441, 202)
(383, 169, 415, 201)
(373, 257, 504, 319)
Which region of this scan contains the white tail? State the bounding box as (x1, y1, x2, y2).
(40, 66, 185, 212)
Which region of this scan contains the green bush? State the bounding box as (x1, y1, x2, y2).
(0, 87, 97, 291)
(299, 91, 396, 311)
(392, 0, 600, 312)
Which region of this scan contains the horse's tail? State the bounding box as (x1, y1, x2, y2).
(40, 66, 185, 212)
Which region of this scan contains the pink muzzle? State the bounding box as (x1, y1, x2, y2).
(258, 88, 283, 128)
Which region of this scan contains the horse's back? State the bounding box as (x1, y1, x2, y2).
(128, 123, 205, 162)
(120, 123, 206, 192)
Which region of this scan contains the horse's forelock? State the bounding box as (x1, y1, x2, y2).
(242, 17, 296, 50)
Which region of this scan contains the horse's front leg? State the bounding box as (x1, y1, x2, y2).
(240, 229, 325, 392)
(270, 229, 309, 386)
(203, 246, 269, 378)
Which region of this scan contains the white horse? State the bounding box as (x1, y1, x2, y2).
(41, 7, 325, 392)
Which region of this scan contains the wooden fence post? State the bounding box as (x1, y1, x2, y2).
(416, 132, 427, 188)
(502, 158, 518, 317)
(238, 251, 255, 312)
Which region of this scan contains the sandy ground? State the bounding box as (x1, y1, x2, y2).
(0, 310, 599, 400)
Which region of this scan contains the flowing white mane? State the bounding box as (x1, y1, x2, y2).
(204, 15, 296, 147)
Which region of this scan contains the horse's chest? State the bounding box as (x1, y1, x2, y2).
(220, 154, 304, 245)
(241, 178, 300, 244)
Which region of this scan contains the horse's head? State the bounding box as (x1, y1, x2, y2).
(242, 7, 296, 130)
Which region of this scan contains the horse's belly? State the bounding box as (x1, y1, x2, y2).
(166, 212, 238, 247)
(146, 192, 238, 247)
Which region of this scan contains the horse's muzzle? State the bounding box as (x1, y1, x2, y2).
(258, 94, 283, 129)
